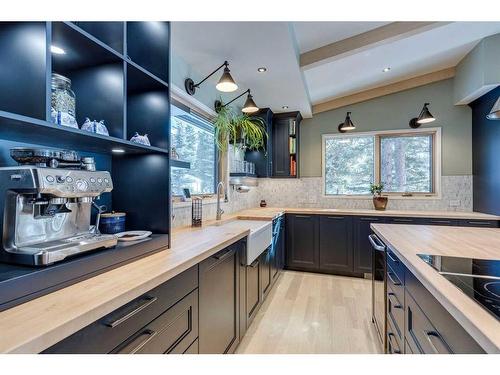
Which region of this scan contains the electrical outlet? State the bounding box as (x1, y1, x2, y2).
(449, 199, 461, 207)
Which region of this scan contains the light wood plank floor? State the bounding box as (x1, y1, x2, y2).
(236, 270, 382, 354)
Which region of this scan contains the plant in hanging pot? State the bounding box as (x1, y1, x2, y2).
(214, 102, 266, 153)
(370, 183, 388, 211)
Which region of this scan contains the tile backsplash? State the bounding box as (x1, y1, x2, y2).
(171, 175, 472, 228)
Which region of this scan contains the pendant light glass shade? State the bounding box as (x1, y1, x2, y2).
(242, 92, 259, 113)
(215, 67, 238, 92)
(417, 103, 435, 124)
(339, 111, 356, 131)
(486, 97, 500, 120)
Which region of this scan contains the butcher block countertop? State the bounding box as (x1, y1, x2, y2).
(0, 217, 270, 354)
(0, 206, 498, 353)
(371, 224, 500, 353)
(236, 207, 500, 220)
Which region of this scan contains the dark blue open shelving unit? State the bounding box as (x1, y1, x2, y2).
(0, 20, 172, 243)
(0, 21, 173, 309)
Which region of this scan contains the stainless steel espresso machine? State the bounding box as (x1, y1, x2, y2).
(0, 148, 118, 266)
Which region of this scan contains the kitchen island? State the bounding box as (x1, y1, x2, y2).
(371, 223, 500, 353)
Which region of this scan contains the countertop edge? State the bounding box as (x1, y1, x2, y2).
(0, 229, 251, 354)
(371, 224, 500, 354)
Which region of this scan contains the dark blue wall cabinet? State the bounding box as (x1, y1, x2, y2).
(0, 21, 171, 244)
(471, 86, 500, 215)
(0, 23, 46, 119)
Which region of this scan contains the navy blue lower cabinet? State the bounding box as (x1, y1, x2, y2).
(198, 242, 241, 354)
(43, 266, 199, 354)
(383, 249, 485, 354)
(319, 216, 353, 274)
(353, 217, 386, 274)
(285, 214, 320, 271)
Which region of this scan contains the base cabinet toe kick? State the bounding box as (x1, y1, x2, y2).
(376, 242, 486, 354)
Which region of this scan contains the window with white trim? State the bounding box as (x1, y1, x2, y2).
(171, 103, 216, 196)
(322, 128, 441, 197)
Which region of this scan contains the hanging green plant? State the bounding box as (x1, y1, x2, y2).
(213, 101, 267, 153)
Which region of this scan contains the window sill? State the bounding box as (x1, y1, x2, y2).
(322, 194, 442, 200)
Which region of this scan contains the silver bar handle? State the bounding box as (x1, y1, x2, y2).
(387, 271, 402, 286)
(425, 330, 452, 354)
(116, 329, 157, 354)
(105, 296, 158, 328)
(368, 234, 385, 252)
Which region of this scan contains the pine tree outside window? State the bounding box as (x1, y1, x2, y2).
(171, 104, 216, 196)
(322, 128, 441, 198)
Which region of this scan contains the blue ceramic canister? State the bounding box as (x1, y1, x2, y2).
(100, 211, 126, 234)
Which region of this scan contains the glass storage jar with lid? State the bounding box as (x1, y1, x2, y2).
(51, 73, 78, 129)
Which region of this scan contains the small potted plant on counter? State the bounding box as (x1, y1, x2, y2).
(370, 183, 388, 210)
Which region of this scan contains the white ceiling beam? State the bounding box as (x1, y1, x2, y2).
(300, 22, 451, 70)
(312, 67, 456, 115)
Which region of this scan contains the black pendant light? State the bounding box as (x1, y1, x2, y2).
(486, 97, 500, 120)
(338, 111, 356, 133)
(214, 89, 259, 114)
(409, 103, 435, 128)
(185, 60, 238, 96)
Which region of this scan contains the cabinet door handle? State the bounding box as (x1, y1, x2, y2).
(295, 215, 311, 218)
(466, 221, 491, 226)
(386, 251, 399, 263)
(425, 331, 452, 354)
(387, 272, 401, 286)
(213, 248, 234, 261)
(115, 329, 157, 354)
(250, 259, 259, 268)
(388, 333, 401, 354)
(387, 292, 402, 309)
(368, 234, 385, 252)
(105, 296, 158, 328)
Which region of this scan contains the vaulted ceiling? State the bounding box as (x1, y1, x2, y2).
(172, 21, 500, 118)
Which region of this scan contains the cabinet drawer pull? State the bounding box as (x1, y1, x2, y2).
(116, 329, 157, 354)
(360, 217, 380, 221)
(392, 218, 413, 222)
(388, 292, 402, 309)
(386, 251, 399, 263)
(466, 221, 491, 226)
(294, 215, 311, 218)
(213, 248, 234, 261)
(430, 220, 451, 224)
(425, 330, 452, 354)
(368, 234, 385, 252)
(387, 272, 401, 286)
(105, 296, 158, 328)
(327, 216, 345, 220)
(388, 333, 401, 354)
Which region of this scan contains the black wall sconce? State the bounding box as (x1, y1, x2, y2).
(185, 60, 238, 96)
(214, 89, 259, 114)
(486, 97, 500, 120)
(338, 111, 356, 133)
(409, 103, 435, 128)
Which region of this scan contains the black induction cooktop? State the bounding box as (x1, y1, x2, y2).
(418, 254, 500, 321)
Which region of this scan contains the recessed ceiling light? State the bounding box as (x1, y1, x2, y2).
(51, 45, 66, 55)
(282, 105, 289, 110)
(382, 67, 391, 73)
(111, 149, 125, 153)
(257, 67, 267, 73)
